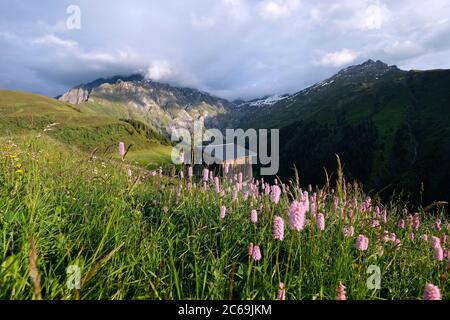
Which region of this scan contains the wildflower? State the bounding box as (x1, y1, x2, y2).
(214, 177, 220, 193)
(336, 282, 346, 300)
(376, 245, 384, 257)
(394, 239, 401, 250)
(233, 189, 238, 202)
(223, 162, 229, 175)
(361, 197, 372, 212)
(398, 219, 405, 229)
(423, 283, 441, 300)
(431, 236, 441, 249)
(250, 209, 258, 224)
(287, 201, 306, 231)
(434, 246, 444, 261)
(202, 168, 209, 182)
(412, 213, 420, 230)
(355, 235, 369, 251)
(409, 233, 415, 241)
(435, 219, 442, 231)
(343, 226, 354, 237)
(421, 234, 428, 242)
(273, 216, 284, 241)
(119, 142, 126, 160)
(220, 206, 226, 220)
(277, 282, 286, 300)
(316, 213, 325, 231)
(333, 196, 339, 211)
(248, 242, 254, 257)
(347, 210, 353, 219)
(441, 234, 447, 245)
(252, 245, 262, 262)
(127, 168, 132, 178)
(371, 219, 380, 229)
(188, 166, 193, 178)
(389, 233, 397, 242)
(270, 185, 282, 204)
(448, 250, 450, 269)
(178, 151, 185, 164)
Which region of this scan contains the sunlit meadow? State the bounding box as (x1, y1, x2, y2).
(0, 134, 448, 300)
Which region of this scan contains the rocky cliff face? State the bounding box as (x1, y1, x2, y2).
(59, 75, 232, 136)
(59, 87, 89, 104)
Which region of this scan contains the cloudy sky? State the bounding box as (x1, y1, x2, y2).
(1, 0, 450, 100)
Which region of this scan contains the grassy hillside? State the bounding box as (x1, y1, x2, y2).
(0, 135, 448, 300)
(0, 90, 172, 168)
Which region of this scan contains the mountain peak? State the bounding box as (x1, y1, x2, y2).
(333, 59, 401, 82)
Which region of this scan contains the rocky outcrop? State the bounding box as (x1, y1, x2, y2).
(59, 87, 89, 104)
(57, 74, 232, 136)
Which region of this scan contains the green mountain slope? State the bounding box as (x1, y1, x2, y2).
(0, 90, 172, 168)
(240, 61, 450, 207)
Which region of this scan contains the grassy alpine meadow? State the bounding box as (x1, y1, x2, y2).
(0, 133, 449, 300)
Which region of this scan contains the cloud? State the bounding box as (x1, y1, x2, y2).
(0, 0, 450, 99)
(32, 34, 78, 49)
(317, 49, 359, 67)
(258, 0, 300, 20)
(362, 3, 391, 30)
(145, 61, 173, 81)
(384, 40, 424, 58)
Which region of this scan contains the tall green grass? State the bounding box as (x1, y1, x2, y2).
(0, 135, 448, 300)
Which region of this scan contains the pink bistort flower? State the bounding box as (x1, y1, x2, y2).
(434, 246, 444, 261)
(412, 213, 420, 230)
(355, 235, 369, 251)
(448, 250, 450, 269)
(440, 234, 447, 245)
(202, 168, 209, 182)
(252, 245, 262, 262)
(435, 219, 442, 231)
(270, 185, 282, 204)
(250, 209, 258, 224)
(423, 283, 441, 300)
(223, 162, 229, 175)
(316, 213, 325, 231)
(343, 226, 354, 237)
(277, 282, 286, 300)
(287, 201, 306, 231)
(273, 216, 284, 241)
(178, 151, 185, 164)
(119, 142, 126, 159)
(336, 282, 346, 300)
(431, 236, 441, 249)
(214, 177, 220, 193)
(220, 206, 226, 220)
(248, 242, 254, 257)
